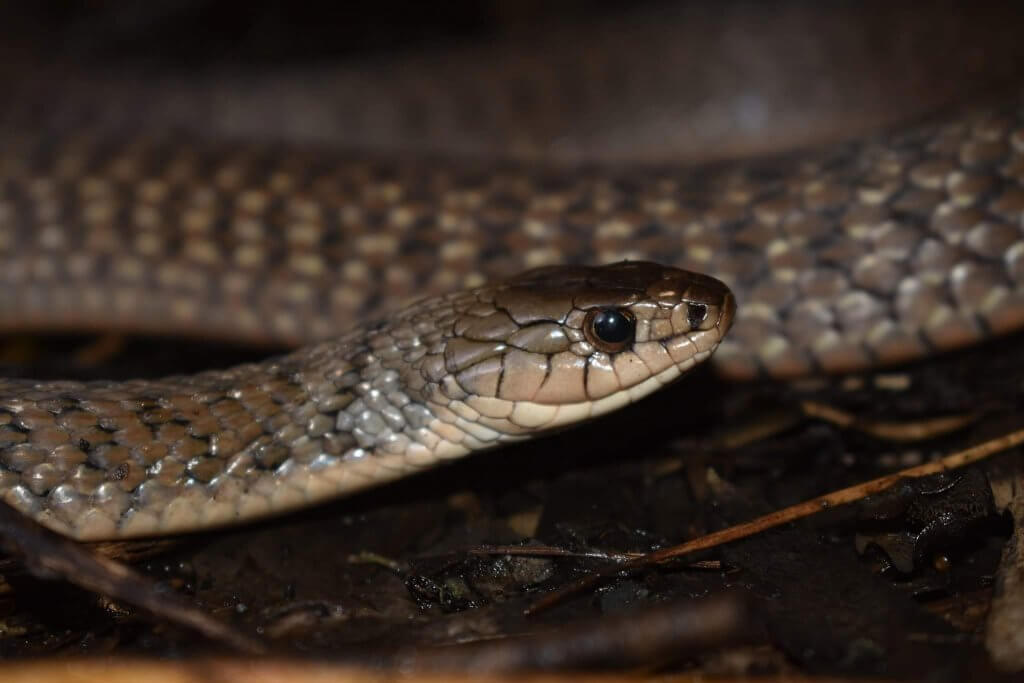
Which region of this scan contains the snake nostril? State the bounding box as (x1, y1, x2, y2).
(686, 302, 708, 328)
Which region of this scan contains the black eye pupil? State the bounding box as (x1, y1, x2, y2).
(592, 309, 634, 344)
(687, 303, 708, 328)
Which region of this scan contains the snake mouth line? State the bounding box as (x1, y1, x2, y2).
(718, 292, 737, 338)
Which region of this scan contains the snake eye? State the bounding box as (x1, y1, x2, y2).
(584, 308, 636, 353)
(686, 302, 708, 328)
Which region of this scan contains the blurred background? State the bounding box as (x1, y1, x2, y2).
(2, 0, 1023, 164)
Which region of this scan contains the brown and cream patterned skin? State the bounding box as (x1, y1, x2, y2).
(3, 6, 1024, 540)
(2, 96, 1024, 381)
(2, 99, 1024, 540)
(0, 262, 733, 539)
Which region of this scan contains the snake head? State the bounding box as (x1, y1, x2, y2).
(402, 261, 734, 446)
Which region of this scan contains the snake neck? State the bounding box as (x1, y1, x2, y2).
(0, 320, 465, 540)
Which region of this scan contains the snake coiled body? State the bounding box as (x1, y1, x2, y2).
(3, 98, 1024, 380)
(2, 2, 1024, 539)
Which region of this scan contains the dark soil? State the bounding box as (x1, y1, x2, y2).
(0, 329, 1020, 680)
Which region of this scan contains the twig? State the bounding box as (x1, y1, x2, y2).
(398, 593, 747, 672)
(469, 544, 642, 561)
(526, 426, 1024, 615)
(800, 400, 979, 441)
(0, 502, 264, 653)
(469, 544, 723, 570)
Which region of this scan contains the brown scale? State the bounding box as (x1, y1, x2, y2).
(0, 262, 732, 539)
(1, 102, 1010, 380)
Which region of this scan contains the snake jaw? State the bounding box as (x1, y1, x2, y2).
(402, 261, 735, 448)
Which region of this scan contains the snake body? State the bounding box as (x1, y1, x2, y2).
(3, 97, 1024, 381)
(0, 261, 732, 539)
(3, 5, 1024, 539)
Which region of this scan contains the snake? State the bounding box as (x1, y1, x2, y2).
(2, 4, 1024, 541)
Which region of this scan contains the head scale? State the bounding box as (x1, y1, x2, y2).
(393, 261, 734, 448)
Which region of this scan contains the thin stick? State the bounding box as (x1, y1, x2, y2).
(525, 426, 1024, 615)
(0, 501, 264, 653)
(800, 400, 979, 441)
(469, 545, 643, 561)
(468, 544, 723, 569)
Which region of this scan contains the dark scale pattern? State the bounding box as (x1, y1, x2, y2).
(0, 263, 732, 538)
(0, 360, 339, 538)
(1, 96, 1023, 379)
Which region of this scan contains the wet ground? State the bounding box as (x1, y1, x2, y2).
(0, 330, 1021, 680)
